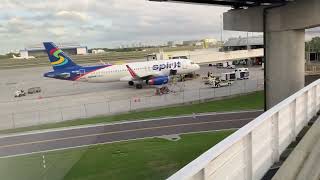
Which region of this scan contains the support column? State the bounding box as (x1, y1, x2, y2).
(224, 0, 320, 109)
(266, 30, 305, 108)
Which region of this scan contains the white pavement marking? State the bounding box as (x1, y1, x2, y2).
(0, 118, 252, 149)
(0, 128, 238, 159)
(0, 110, 262, 139)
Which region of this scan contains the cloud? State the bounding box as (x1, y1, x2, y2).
(0, 0, 243, 53)
(48, 27, 67, 36)
(55, 11, 90, 22)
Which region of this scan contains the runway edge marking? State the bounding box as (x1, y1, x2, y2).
(0, 110, 263, 139)
(0, 128, 239, 159)
(0, 118, 253, 148)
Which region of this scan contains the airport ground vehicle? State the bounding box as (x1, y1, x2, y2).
(211, 80, 233, 88)
(155, 86, 170, 95)
(205, 76, 233, 88)
(221, 72, 236, 81)
(233, 59, 248, 65)
(216, 61, 234, 69)
(227, 64, 236, 69)
(14, 90, 26, 97)
(203, 74, 218, 84)
(235, 68, 249, 80)
(220, 68, 249, 81)
(28, 87, 41, 94)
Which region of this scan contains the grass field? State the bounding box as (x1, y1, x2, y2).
(0, 130, 234, 180)
(0, 91, 263, 134)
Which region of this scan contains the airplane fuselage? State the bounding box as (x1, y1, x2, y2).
(44, 59, 200, 83)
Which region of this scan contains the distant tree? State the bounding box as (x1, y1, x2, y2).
(306, 37, 320, 52)
(0, 52, 19, 59)
(6, 52, 19, 58)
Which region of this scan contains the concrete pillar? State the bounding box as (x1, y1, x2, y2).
(223, 0, 320, 109)
(266, 30, 305, 108)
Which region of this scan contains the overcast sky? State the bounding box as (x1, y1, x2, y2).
(0, 0, 254, 54)
(1, 0, 318, 54)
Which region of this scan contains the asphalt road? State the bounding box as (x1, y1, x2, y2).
(0, 110, 262, 158)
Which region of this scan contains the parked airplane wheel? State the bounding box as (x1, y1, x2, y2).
(128, 81, 134, 86)
(136, 84, 143, 89)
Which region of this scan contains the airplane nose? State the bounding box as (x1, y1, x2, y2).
(195, 64, 200, 70)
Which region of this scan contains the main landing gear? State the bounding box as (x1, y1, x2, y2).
(135, 84, 143, 89)
(128, 81, 143, 89)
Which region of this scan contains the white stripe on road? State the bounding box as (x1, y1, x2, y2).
(0, 128, 238, 159)
(0, 110, 262, 139)
(0, 118, 252, 149)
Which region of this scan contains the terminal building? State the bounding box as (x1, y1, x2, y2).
(19, 43, 88, 58)
(223, 36, 263, 51)
(223, 36, 264, 65)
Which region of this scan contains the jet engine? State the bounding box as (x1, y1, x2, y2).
(146, 76, 169, 85)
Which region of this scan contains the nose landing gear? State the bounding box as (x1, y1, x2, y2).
(128, 81, 134, 86)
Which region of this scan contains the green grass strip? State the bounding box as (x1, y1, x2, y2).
(0, 130, 234, 180)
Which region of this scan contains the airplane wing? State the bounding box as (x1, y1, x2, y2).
(121, 65, 162, 81)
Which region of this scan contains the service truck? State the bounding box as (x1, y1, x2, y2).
(221, 72, 236, 81)
(235, 68, 249, 80)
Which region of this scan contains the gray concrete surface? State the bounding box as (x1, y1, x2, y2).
(224, 6, 264, 32)
(0, 64, 263, 130)
(0, 110, 262, 158)
(272, 118, 320, 180)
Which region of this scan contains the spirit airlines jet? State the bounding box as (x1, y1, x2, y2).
(43, 42, 200, 89)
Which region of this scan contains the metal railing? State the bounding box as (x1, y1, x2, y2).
(167, 79, 320, 180)
(305, 63, 320, 75)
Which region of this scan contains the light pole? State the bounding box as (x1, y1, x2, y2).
(220, 14, 223, 43)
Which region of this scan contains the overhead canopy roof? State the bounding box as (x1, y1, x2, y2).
(150, 0, 289, 8)
(224, 36, 263, 47)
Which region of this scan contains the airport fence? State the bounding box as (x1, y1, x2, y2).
(0, 79, 264, 130)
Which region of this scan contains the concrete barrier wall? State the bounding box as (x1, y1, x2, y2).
(0, 79, 263, 131)
(167, 79, 320, 180)
(272, 118, 320, 180)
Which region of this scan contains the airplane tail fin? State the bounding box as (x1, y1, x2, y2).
(43, 42, 79, 71)
(126, 65, 139, 79)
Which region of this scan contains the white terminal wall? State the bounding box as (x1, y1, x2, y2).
(19, 50, 29, 58)
(77, 47, 87, 55)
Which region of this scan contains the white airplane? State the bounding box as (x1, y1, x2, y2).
(43, 42, 200, 89)
(12, 54, 35, 59)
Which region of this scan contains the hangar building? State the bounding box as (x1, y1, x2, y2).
(223, 36, 263, 51)
(19, 43, 88, 58)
